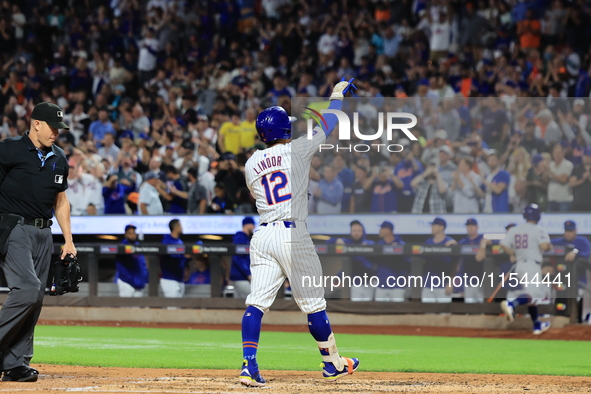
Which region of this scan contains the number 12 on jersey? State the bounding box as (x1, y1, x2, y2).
(260, 171, 291, 205)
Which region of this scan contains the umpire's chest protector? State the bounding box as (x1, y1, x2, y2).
(0, 134, 69, 220)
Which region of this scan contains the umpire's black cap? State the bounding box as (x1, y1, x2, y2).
(31, 102, 69, 129)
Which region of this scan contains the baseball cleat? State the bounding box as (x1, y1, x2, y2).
(321, 357, 359, 381)
(239, 359, 266, 387)
(533, 321, 551, 335)
(501, 300, 514, 323)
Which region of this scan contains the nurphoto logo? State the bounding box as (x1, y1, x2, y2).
(305, 108, 418, 153)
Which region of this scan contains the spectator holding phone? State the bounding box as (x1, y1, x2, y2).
(411, 162, 448, 214)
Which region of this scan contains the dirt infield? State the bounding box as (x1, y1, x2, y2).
(0, 364, 587, 393)
(39, 319, 591, 340)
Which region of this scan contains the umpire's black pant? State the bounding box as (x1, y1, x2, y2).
(0, 224, 52, 370)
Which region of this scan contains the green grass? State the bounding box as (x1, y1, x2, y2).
(33, 325, 591, 376)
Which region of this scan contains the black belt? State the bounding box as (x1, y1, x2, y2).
(0, 215, 52, 229)
(260, 221, 296, 228)
(23, 218, 53, 228)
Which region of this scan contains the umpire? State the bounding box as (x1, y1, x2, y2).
(0, 102, 76, 382)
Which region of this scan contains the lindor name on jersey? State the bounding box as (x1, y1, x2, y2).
(253, 155, 284, 175)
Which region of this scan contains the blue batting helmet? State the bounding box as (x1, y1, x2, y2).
(255, 106, 296, 143)
(523, 204, 541, 223)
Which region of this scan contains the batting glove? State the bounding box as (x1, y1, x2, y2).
(329, 77, 357, 101)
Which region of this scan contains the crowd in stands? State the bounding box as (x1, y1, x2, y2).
(307, 96, 591, 214)
(2, 0, 591, 215)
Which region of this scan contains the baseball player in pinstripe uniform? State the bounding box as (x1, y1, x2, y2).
(238, 78, 359, 387)
(500, 204, 552, 335)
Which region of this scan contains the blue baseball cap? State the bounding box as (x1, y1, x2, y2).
(242, 217, 255, 226)
(120, 130, 134, 140)
(430, 217, 447, 228)
(564, 220, 576, 231)
(221, 152, 237, 162)
(532, 154, 544, 165)
(124, 224, 137, 232)
(380, 221, 394, 231)
(418, 78, 430, 86)
(465, 218, 478, 226)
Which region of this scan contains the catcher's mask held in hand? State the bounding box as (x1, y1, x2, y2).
(50, 254, 82, 296)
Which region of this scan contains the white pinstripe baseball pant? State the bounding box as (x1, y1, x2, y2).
(245, 222, 326, 314)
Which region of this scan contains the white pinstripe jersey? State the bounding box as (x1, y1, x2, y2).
(245, 128, 325, 223)
(500, 222, 550, 262)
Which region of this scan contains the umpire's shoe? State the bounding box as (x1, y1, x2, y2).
(2, 366, 39, 382)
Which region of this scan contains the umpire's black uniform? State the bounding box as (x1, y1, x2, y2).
(0, 103, 71, 382)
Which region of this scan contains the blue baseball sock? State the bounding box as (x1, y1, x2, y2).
(242, 306, 264, 365)
(308, 310, 343, 368)
(528, 306, 539, 324)
(308, 310, 332, 341)
(510, 295, 530, 307)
